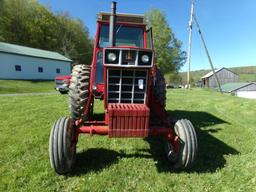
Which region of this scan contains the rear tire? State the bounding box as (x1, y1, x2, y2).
(49, 117, 76, 174)
(69, 64, 91, 120)
(154, 68, 166, 107)
(164, 119, 198, 170)
(150, 68, 167, 124)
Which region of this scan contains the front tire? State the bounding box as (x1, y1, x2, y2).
(164, 119, 198, 170)
(49, 117, 76, 174)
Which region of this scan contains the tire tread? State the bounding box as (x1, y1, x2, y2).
(167, 119, 198, 170)
(69, 64, 91, 120)
(49, 117, 76, 174)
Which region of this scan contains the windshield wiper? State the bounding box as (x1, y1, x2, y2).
(116, 25, 123, 35)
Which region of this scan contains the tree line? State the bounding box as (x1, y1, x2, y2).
(0, 0, 186, 78)
(0, 0, 93, 64)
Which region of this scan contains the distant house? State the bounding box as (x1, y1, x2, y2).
(201, 67, 239, 88)
(0, 42, 72, 80)
(221, 82, 256, 99)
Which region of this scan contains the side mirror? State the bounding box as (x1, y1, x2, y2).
(146, 27, 154, 49)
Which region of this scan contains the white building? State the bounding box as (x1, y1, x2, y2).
(221, 82, 256, 99)
(0, 42, 72, 80)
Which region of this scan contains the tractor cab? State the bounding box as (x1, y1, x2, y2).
(92, 11, 154, 100)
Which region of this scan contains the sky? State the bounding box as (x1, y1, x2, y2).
(39, 0, 256, 72)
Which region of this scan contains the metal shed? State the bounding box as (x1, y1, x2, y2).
(0, 42, 72, 80)
(202, 67, 239, 88)
(221, 82, 256, 99)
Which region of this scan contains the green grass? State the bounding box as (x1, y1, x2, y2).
(0, 80, 55, 94)
(239, 74, 256, 82)
(0, 89, 256, 191)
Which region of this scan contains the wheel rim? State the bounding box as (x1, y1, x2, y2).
(165, 134, 181, 163)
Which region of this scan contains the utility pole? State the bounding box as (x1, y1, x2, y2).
(185, 1, 223, 93)
(193, 14, 223, 93)
(186, 1, 194, 89)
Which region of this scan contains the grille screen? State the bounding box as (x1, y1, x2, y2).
(107, 69, 148, 104)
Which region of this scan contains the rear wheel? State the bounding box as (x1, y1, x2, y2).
(49, 117, 76, 174)
(164, 119, 198, 170)
(154, 68, 166, 107)
(151, 68, 167, 124)
(69, 64, 91, 120)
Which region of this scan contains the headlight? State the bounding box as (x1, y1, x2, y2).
(141, 55, 149, 63)
(108, 53, 117, 62)
(92, 85, 97, 91)
(138, 51, 152, 66)
(104, 49, 120, 64)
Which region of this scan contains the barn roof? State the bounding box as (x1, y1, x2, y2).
(201, 67, 238, 79)
(0, 42, 72, 62)
(221, 82, 256, 93)
(201, 68, 223, 79)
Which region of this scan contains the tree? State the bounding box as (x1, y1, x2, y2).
(0, 0, 93, 64)
(168, 72, 182, 84)
(55, 13, 92, 64)
(146, 9, 186, 74)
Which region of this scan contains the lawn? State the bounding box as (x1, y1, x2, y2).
(0, 80, 55, 94)
(239, 74, 256, 82)
(0, 89, 255, 191)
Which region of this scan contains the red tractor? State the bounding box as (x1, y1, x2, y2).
(49, 2, 197, 174)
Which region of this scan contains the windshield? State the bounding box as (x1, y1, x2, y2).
(99, 24, 144, 48)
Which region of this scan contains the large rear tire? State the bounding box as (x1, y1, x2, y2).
(49, 117, 76, 174)
(164, 119, 198, 170)
(154, 68, 166, 107)
(69, 64, 91, 120)
(150, 68, 167, 124)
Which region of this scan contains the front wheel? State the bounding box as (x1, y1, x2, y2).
(164, 119, 198, 170)
(49, 117, 76, 174)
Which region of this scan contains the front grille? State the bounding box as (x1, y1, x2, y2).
(107, 69, 148, 104)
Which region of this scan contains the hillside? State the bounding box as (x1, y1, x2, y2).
(173, 66, 256, 85)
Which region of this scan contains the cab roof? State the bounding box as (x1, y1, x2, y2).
(97, 12, 147, 25)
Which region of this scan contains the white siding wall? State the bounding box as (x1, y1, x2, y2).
(0, 52, 71, 80)
(236, 91, 256, 99)
(234, 84, 256, 99)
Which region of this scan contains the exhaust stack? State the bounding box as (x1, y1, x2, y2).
(109, 1, 117, 47)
